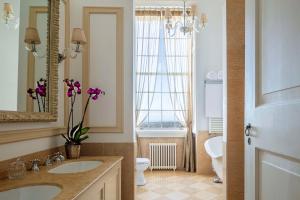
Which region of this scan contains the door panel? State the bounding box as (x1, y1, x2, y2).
(258, 151, 300, 200)
(259, 0, 300, 96)
(105, 174, 118, 200)
(245, 0, 300, 199)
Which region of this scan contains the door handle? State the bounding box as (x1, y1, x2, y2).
(245, 123, 252, 137)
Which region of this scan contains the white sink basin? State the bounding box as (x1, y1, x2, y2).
(0, 185, 61, 200)
(48, 160, 102, 174)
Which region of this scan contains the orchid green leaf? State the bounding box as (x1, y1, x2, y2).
(78, 135, 89, 142)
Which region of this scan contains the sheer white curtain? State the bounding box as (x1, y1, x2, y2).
(136, 12, 161, 127)
(164, 15, 195, 172)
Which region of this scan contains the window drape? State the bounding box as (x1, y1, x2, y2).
(135, 11, 195, 171)
(136, 11, 160, 157)
(136, 13, 160, 127)
(164, 15, 195, 172)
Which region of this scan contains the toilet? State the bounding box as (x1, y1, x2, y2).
(136, 158, 150, 186)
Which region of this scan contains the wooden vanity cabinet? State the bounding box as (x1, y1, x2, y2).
(76, 162, 121, 200)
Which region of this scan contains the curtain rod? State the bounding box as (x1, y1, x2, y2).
(136, 6, 192, 11)
(135, 7, 192, 16)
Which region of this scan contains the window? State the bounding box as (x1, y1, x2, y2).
(135, 13, 192, 129)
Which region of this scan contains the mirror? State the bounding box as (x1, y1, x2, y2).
(0, 0, 59, 122)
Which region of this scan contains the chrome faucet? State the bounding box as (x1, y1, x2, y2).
(44, 155, 52, 167)
(45, 152, 65, 166)
(31, 159, 40, 173)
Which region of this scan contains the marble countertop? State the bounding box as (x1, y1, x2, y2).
(0, 156, 123, 200)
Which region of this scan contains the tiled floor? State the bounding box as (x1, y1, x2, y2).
(137, 171, 224, 200)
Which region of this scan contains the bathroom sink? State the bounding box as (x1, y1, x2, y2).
(0, 185, 61, 200)
(48, 160, 102, 174)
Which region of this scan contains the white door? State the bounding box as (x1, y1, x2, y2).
(245, 0, 300, 199)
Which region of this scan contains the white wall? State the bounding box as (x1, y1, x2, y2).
(0, 0, 20, 111)
(69, 0, 135, 143)
(194, 0, 225, 132)
(222, 2, 227, 142)
(0, 3, 66, 161)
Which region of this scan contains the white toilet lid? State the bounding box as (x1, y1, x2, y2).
(136, 158, 150, 164)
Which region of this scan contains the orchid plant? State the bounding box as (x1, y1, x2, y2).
(61, 79, 105, 145)
(27, 78, 47, 112)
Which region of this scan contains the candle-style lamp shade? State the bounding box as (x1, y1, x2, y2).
(71, 28, 87, 45)
(24, 27, 41, 44)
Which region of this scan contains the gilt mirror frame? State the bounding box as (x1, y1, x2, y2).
(0, 0, 60, 122)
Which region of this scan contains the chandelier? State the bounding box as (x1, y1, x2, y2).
(164, 0, 207, 37)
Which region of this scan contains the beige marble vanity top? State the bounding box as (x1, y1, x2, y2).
(0, 156, 123, 200)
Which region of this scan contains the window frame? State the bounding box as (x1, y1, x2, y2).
(135, 14, 191, 130)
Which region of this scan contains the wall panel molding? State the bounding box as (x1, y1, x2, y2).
(83, 7, 124, 133)
(0, 128, 62, 144)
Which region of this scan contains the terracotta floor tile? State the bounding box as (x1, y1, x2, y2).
(192, 190, 219, 199)
(151, 187, 173, 195)
(137, 171, 224, 200)
(138, 191, 163, 200)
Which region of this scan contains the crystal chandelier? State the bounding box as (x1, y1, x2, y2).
(164, 0, 208, 37)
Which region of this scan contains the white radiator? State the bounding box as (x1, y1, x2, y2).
(209, 117, 223, 134)
(149, 143, 176, 171)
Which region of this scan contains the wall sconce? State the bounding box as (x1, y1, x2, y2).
(200, 13, 208, 29)
(2, 3, 18, 29)
(24, 27, 44, 57)
(2, 3, 14, 24)
(58, 28, 87, 63)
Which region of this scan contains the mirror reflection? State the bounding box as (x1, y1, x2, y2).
(0, 0, 48, 112)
